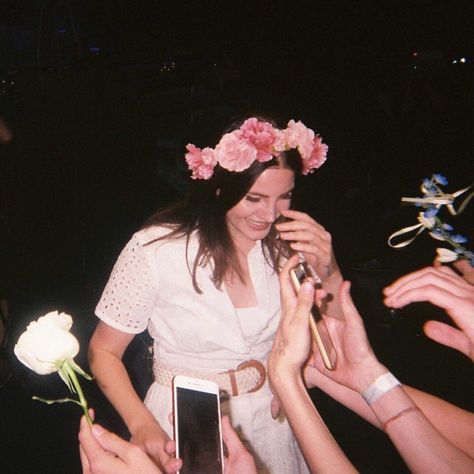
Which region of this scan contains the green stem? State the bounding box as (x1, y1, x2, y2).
(64, 359, 93, 426)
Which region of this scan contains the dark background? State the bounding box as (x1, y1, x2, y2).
(0, 1, 472, 473)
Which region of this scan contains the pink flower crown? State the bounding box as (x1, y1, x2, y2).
(185, 118, 328, 180)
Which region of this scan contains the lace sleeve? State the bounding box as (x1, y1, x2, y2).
(95, 233, 156, 333)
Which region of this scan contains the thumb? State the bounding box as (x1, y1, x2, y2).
(339, 281, 362, 324)
(270, 395, 281, 420)
(221, 415, 241, 455)
(91, 424, 131, 459)
(423, 320, 471, 358)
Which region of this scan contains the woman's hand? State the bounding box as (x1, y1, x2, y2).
(384, 265, 474, 360)
(276, 209, 340, 281)
(309, 281, 387, 393)
(79, 414, 180, 474)
(222, 416, 258, 474)
(130, 419, 181, 473)
(269, 255, 325, 381)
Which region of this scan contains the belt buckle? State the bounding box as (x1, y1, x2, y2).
(237, 359, 266, 393)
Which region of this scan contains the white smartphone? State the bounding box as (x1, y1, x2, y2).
(173, 375, 224, 474)
(289, 260, 337, 370)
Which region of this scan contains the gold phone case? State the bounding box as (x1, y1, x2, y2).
(289, 262, 337, 370)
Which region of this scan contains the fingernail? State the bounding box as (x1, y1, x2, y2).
(92, 425, 104, 436)
(302, 281, 313, 294)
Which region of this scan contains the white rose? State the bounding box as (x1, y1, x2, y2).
(436, 248, 459, 263)
(14, 311, 80, 375)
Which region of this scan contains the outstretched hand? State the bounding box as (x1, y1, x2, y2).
(309, 282, 387, 393)
(130, 419, 181, 473)
(269, 255, 324, 379)
(79, 415, 180, 474)
(384, 265, 474, 360)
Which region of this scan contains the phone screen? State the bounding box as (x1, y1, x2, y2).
(176, 387, 223, 474)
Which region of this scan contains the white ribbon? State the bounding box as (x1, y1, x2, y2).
(388, 183, 473, 249)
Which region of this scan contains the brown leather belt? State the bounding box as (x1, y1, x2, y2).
(154, 359, 266, 397)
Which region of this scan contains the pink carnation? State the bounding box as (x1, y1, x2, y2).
(284, 120, 315, 159)
(238, 118, 277, 162)
(215, 131, 257, 172)
(185, 144, 217, 180)
(273, 129, 287, 152)
(302, 135, 328, 175)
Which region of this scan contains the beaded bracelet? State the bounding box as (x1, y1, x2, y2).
(381, 406, 421, 431)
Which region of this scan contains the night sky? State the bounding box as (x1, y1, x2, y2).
(0, 2, 473, 472)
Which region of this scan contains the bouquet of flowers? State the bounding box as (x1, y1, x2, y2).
(388, 174, 474, 265)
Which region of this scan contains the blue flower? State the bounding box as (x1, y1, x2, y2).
(424, 207, 439, 218)
(433, 174, 448, 185)
(442, 223, 453, 231)
(451, 234, 468, 244)
(431, 229, 445, 240)
(422, 179, 436, 195)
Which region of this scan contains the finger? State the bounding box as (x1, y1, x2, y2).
(339, 281, 363, 324)
(164, 440, 182, 471)
(423, 321, 471, 358)
(221, 415, 243, 454)
(295, 280, 315, 315)
(280, 209, 323, 228)
(280, 254, 302, 301)
(384, 267, 471, 299)
(270, 395, 281, 420)
(78, 415, 101, 454)
(384, 285, 470, 327)
(90, 424, 134, 461)
(452, 260, 474, 285)
(164, 439, 176, 456)
(79, 443, 91, 474)
(79, 418, 117, 471)
(453, 259, 474, 276)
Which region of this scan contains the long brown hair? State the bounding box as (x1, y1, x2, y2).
(143, 120, 303, 293)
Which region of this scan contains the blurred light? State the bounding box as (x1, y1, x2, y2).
(89, 47, 101, 54)
(452, 60, 458, 64)
(460, 57, 466, 63)
(412, 52, 418, 57)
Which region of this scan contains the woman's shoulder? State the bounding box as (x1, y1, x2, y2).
(130, 225, 196, 249)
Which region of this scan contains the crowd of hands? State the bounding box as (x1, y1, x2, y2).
(79, 211, 474, 473)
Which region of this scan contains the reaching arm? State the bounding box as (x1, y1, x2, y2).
(306, 281, 474, 472)
(88, 322, 180, 473)
(269, 255, 357, 473)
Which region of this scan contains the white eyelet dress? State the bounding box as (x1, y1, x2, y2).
(95, 226, 309, 473)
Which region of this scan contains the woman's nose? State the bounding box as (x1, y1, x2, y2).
(260, 203, 278, 222)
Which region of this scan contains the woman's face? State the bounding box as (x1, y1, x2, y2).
(226, 167, 295, 252)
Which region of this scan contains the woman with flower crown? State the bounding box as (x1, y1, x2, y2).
(88, 117, 343, 473)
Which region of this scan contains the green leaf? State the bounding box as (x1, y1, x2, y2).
(32, 396, 82, 407)
(68, 358, 93, 381)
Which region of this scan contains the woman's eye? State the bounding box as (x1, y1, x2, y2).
(245, 195, 261, 202)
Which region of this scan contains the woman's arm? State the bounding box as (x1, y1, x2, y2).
(306, 281, 474, 471)
(88, 322, 180, 473)
(305, 367, 474, 457)
(269, 255, 356, 473)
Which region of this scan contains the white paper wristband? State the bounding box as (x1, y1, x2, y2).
(362, 372, 401, 405)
